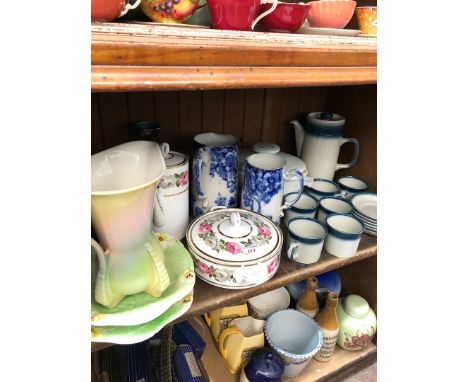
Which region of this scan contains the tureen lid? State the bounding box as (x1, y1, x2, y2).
(160, 143, 188, 167)
(187, 208, 282, 263)
(342, 294, 370, 319)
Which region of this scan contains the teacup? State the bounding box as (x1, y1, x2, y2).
(305, 178, 339, 200)
(317, 196, 353, 223)
(356, 6, 377, 36)
(206, 0, 279, 31)
(241, 153, 304, 224)
(324, 213, 364, 258)
(287, 217, 327, 265)
(284, 192, 319, 226)
(265, 309, 323, 377)
(247, 287, 291, 319)
(337, 175, 369, 199)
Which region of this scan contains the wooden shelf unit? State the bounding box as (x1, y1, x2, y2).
(91, 19, 377, 381)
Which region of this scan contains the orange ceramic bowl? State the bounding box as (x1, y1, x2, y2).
(306, 0, 356, 29)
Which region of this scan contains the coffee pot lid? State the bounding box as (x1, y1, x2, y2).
(342, 294, 370, 319)
(244, 348, 284, 382)
(306, 112, 345, 137)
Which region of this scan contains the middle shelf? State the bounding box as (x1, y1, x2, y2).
(177, 234, 376, 323)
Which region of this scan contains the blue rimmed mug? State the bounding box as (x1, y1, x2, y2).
(241, 153, 304, 224)
(192, 133, 239, 217)
(317, 196, 353, 223)
(337, 175, 369, 199)
(305, 178, 339, 200)
(283, 192, 319, 226)
(287, 217, 327, 265)
(324, 213, 365, 258)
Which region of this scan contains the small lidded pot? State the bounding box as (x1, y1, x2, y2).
(337, 294, 377, 351)
(186, 208, 283, 289)
(240, 348, 285, 382)
(153, 143, 189, 240)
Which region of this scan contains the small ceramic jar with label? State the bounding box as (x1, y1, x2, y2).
(153, 143, 189, 240)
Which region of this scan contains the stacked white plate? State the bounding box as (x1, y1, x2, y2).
(350, 193, 377, 236)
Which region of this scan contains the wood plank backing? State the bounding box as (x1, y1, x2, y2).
(324, 85, 377, 191)
(242, 89, 265, 148)
(179, 91, 202, 156)
(223, 89, 245, 140)
(261, 88, 283, 144)
(126, 92, 155, 124)
(91, 94, 104, 154)
(97, 93, 129, 148)
(154, 91, 180, 149)
(202, 90, 224, 134)
(92, 66, 377, 92)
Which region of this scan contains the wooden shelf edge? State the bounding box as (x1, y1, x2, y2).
(91, 236, 376, 352)
(91, 65, 377, 92)
(286, 344, 377, 382)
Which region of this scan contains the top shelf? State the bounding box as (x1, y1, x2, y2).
(91, 22, 377, 92)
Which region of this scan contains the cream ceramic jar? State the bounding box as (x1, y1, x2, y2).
(186, 208, 283, 289)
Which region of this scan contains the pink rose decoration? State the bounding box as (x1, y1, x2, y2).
(199, 223, 212, 234)
(180, 171, 188, 187)
(198, 261, 210, 275)
(226, 242, 242, 255)
(258, 226, 271, 237)
(267, 256, 279, 274)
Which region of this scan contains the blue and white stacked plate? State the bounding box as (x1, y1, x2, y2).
(350, 192, 377, 236)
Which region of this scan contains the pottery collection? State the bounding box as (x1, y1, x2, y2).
(89, 108, 376, 368)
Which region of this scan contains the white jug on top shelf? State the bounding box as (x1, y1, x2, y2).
(291, 112, 360, 181)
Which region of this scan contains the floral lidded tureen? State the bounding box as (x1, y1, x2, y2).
(186, 208, 283, 289)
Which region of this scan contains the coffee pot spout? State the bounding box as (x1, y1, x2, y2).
(291, 120, 305, 156)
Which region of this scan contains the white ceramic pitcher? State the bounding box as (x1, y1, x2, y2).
(291, 112, 360, 181)
(91, 141, 170, 309)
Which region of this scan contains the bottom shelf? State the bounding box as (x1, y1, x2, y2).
(285, 343, 377, 382)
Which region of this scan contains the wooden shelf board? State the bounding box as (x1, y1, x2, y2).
(91, 22, 376, 90)
(91, 234, 376, 353)
(178, 234, 376, 323)
(286, 343, 377, 382)
(92, 65, 376, 92)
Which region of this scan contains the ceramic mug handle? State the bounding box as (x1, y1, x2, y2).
(218, 326, 240, 359)
(287, 242, 299, 260)
(279, 169, 304, 217)
(119, 0, 141, 17)
(335, 138, 360, 171)
(252, 0, 278, 30)
(193, 147, 209, 208)
(153, 187, 166, 227)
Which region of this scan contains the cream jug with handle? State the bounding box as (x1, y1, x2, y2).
(291, 112, 360, 180)
(218, 316, 265, 374)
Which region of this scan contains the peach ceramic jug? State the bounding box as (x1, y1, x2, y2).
(91, 141, 170, 309)
(218, 316, 265, 374)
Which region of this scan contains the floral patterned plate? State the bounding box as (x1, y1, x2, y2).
(91, 296, 192, 344)
(91, 233, 195, 327)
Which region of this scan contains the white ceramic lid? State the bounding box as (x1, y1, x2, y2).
(187, 208, 282, 263)
(278, 152, 308, 175)
(160, 143, 188, 167)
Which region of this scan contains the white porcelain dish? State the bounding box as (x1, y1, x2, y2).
(186, 208, 283, 289)
(351, 192, 377, 220)
(247, 287, 291, 319)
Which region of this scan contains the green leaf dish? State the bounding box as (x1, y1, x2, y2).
(91, 233, 195, 327)
(91, 297, 192, 344)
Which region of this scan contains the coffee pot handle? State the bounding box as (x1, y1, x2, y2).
(218, 326, 240, 359)
(336, 138, 360, 171)
(252, 0, 278, 30)
(119, 0, 141, 17)
(279, 169, 304, 217)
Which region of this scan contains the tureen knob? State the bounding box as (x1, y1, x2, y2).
(230, 212, 241, 228)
